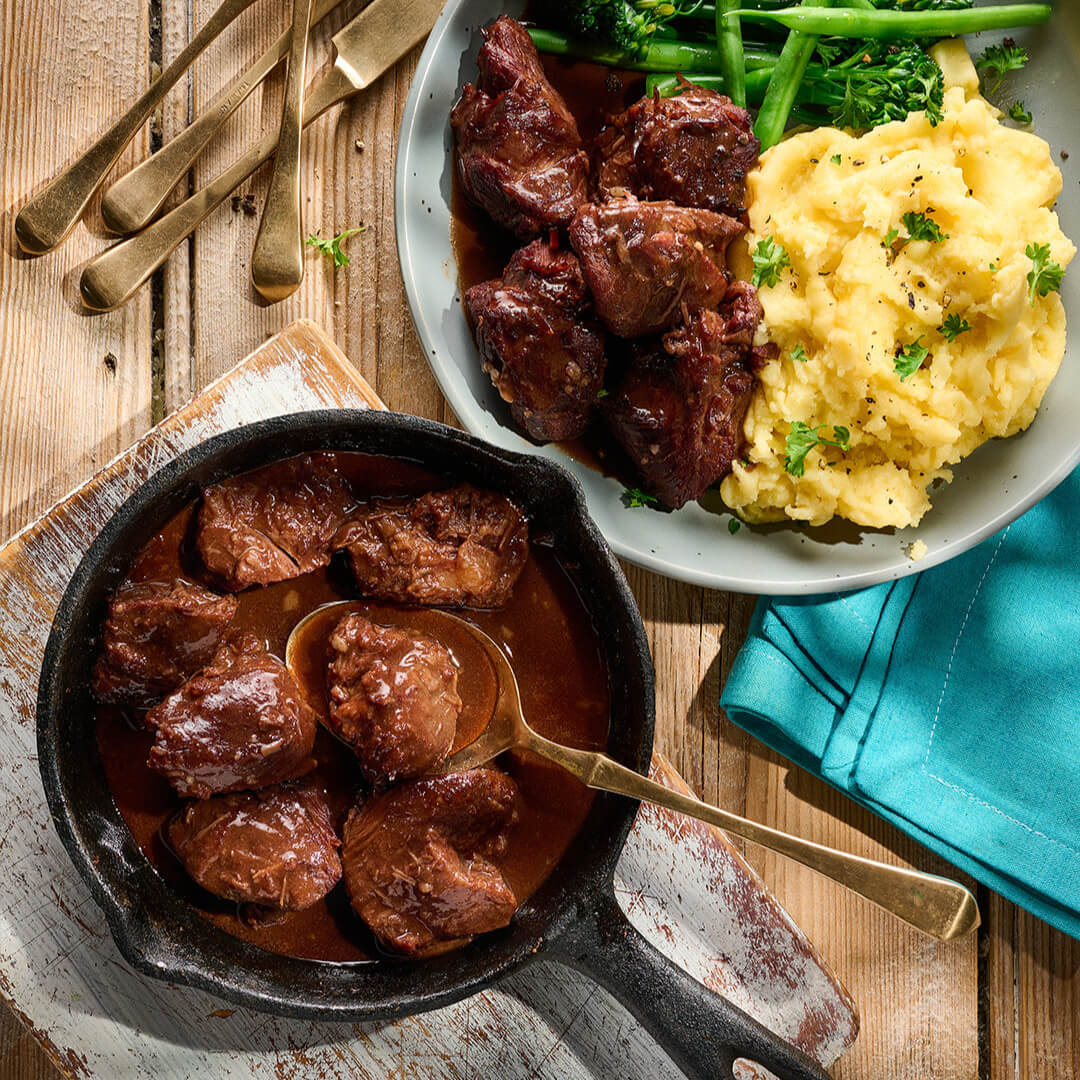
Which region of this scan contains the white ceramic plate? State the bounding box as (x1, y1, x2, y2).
(395, 0, 1080, 594)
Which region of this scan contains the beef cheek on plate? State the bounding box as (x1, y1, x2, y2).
(606, 283, 762, 508)
(333, 484, 528, 609)
(146, 633, 318, 799)
(167, 784, 341, 911)
(197, 453, 355, 591)
(595, 83, 760, 218)
(466, 238, 607, 441)
(342, 769, 520, 956)
(326, 613, 461, 785)
(92, 580, 237, 707)
(450, 16, 590, 239)
(569, 198, 744, 338)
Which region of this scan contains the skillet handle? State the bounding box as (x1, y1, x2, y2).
(546, 890, 831, 1080)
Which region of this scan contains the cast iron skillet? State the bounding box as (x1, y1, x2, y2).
(37, 409, 829, 1080)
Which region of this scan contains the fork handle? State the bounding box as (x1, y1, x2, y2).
(15, 0, 258, 254)
(527, 733, 980, 942)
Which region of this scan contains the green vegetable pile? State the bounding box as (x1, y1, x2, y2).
(534, 0, 1051, 148)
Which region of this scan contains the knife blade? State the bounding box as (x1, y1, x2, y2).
(80, 0, 446, 311)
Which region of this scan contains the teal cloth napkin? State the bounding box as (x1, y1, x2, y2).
(721, 471, 1080, 940)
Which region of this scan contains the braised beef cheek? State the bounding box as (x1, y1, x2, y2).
(333, 484, 529, 608)
(606, 285, 762, 508)
(595, 83, 760, 217)
(450, 16, 590, 239)
(326, 613, 461, 786)
(92, 579, 238, 707)
(568, 198, 744, 338)
(466, 238, 607, 442)
(197, 453, 355, 591)
(146, 633, 318, 799)
(342, 769, 520, 956)
(167, 783, 342, 910)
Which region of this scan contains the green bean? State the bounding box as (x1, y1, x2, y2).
(753, 0, 833, 150)
(716, 0, 747, 106)
(730, 3, 1052, 39)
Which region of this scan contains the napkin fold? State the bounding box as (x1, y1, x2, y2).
(721, 471, 1080, 940)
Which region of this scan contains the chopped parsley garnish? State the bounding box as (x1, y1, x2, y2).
(306, 226, 367, 267)
(790, 345, 808, 363)
(622, 487, 658, 508)
(894, 337, 930, 381)
(884, 227, 900, 248)
(728, 518, 741, 535)
(901, 211, 948, 244)
(783, 422, 851, 478)
(830, 153, 843, 166)
(1026, 242, 1065, 305)
(596, 388, 610, 400)
(1008, 101, 1033, 125)
(751, 236, 790, 289)
(976, 42, 1029, 94)
(989, 261, 1000, 273)
(939, 314, 973, 342)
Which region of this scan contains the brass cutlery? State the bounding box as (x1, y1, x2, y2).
(15, 0, 259, 255)
(80, 0, 445, 311)
(100, 0, 348, 236)
(250, 0, 317, 301)
(285, 603, 982, 943)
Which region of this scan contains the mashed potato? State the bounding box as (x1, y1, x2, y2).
(721, 41, 1075, 529)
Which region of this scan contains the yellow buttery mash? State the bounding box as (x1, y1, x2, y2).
(721, 41, 1075, 529)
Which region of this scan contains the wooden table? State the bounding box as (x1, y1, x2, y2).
(1, 1, 1076, 1076)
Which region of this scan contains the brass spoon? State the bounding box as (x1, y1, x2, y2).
(250, 0, 316, 301)
(286, 602, 981, 943)
(15, 0, 259, 254)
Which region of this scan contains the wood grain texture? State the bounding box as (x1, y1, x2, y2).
(3, 0, 1079, 1075)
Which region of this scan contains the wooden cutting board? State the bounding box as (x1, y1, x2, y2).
(0, 320, 857, 1080)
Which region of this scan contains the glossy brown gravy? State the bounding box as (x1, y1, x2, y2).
(95, 453, 610, 964)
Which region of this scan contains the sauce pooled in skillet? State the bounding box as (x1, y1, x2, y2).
(95, 452, 609, 963)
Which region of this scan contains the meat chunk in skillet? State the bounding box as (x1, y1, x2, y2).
(605, 284, 762, 509)
(594, 83, 760, 217)
(91, 580, 238, 707)
(450, 16, 590, 239)
(465, 238, 607, 442)
(333, 485, 529, 609)
(568, 199, 744, 338)
(342, 769, 520, 956)
(146, 633, 318, 799)
(167, 784, 341, 911)
(197, 453, 355, 592)
(326, 613, 462, 785)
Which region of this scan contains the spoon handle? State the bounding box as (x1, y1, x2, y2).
(15, 0, 258, 254)
(527, 733, 980, 942)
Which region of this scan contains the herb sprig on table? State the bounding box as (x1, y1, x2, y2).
(306, 227, 368, 268)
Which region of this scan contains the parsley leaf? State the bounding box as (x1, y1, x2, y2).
(894, 337, 930, 380)
(884, 227, 900, 248)
(830, 153, 843, 166)
(976, 42, 1028, 94)
(939, 313, 973, 342)
(1026, 242, 1065, 306)
(1008, 101, 1032, 125)
(622, 487, 658, 508)
(728, 518, 741, 535)
(751, 236, 790, 289)
(596, 388, 610, 400)
(306, 226, 367, 267)
(901, 210, 948, 244)
(783, 422, 851, 478)
(790, 345, 808, 363)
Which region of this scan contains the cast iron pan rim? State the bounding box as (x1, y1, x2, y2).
(37, 408, 656, 1020)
